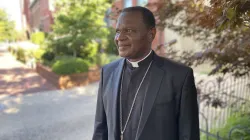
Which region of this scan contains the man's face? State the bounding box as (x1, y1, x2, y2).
(114, 11, 155, 61)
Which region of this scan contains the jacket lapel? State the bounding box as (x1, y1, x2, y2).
(111, 58, 125, 139)
(136, 55, 165, 140)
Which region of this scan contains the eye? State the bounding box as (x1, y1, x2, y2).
(116, 30, 121, 33)
(126, 29, 133, 33)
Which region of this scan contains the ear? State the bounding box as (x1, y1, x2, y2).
(148, 27, 156, 42)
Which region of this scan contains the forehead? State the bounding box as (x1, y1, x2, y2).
(116, 11, 145, 28)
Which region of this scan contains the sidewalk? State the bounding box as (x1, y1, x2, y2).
(0, 50, 56, 96)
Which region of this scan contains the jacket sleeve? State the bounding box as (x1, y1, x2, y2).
(179, 68, 200, 140)
(92, 69, 108, 140)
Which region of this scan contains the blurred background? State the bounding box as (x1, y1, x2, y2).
(0, 0, 249, 139)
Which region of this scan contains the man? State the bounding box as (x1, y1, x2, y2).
(92, 6, 200, 140)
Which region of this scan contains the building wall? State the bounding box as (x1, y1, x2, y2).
(29, 0, 53, 32)
(30, 0, 41, 31)
(21, 0, 31, 39)
(22, 0, 31, 29)
(40, 0, 53, 32)
(164, 28, 202, 52)
(152, 0, 202, 53)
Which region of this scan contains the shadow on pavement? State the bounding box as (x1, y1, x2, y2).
(0, 68, 57, 95)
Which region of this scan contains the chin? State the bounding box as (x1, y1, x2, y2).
(118, 51, 130, 58)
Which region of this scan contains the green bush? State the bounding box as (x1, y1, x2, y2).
(218, 103, 250, 140)
(220, 114, 250, 140)
(16, 47, 26, 63)
(205, 114, 250, 140)
(94, 53, 110, 67)
(54, 55, 75, 61)
(201, 103, 250, 140)
(42, 55, 78, 68)
(78, 41, 98, 62)
(42, 60, 55, 67)
(107, 54, 120, 62)
(42, 51, 55, 61)
(32, 48, 45, 61)
(48, 36, 73, 56)
(52, 57, 90, 75)
(93, 53, 120, 67)
(31, 32, 45, 45)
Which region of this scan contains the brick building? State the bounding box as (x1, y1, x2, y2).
(29, 0, 54, 32)
(20, 0, 31, 39)
(22, 0, 31, 30)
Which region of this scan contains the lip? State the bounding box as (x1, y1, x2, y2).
(119, 44, 131, 47)
(118, 45, 130, 51)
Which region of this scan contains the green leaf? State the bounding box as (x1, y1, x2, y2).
(227, 8, 236, 20)
(0, 8, 16, 41)
(49, 0, 110, 61)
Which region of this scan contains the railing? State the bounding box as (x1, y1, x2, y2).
(200, 125, 250, 140)
(158, 40, 250, 139)
(196, 74, 250, 140)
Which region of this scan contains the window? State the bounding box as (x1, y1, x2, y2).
(124, 0, 132, 8)
(137, 0, 148, 6)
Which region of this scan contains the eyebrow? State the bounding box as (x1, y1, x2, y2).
(116, 26, 137, 29)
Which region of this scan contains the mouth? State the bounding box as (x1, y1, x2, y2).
(119, 44, 131, 48)
(119, 45, 130, 52)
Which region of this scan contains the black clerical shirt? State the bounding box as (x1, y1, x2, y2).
(118, 51, 154, 140)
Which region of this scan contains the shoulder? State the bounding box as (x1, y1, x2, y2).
(102, 58, 123, 71)
(156, 55, 195, 90)
(99, 58, 124, 78)
(157, 55, 193, 75)
(155, 55, 194, 86)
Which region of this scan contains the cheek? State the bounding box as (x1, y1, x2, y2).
(127, 35, 139, 44)
(114, 34, 118, 43)
(131, 33, 147, 43)
(129, 36, 143, 48)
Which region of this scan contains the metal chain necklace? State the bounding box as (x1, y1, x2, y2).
(120, 60, 153, 140)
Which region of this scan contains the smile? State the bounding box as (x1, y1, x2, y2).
(119, 45, 131, 47)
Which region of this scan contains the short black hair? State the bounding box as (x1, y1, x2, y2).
(121, 6, 156, 29)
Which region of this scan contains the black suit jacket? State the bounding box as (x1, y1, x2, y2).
(92, 53, 200, 140)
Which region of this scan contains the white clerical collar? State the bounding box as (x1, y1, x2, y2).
(127, 50, 152, 68)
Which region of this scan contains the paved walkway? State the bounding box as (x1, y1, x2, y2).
(0, 49, 56, 96)
(0, 82, 99, 140)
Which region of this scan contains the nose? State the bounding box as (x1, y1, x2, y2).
(115, 32, 127, 41)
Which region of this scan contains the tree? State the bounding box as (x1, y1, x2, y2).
(149, 0, 250, 77)
(50, 0, 110, 61)
(149, 0, 250, 108)
(111, 0, 250, 77)
(105, 27, 118, 55)
(31, 31, 45, 45)
(0, 8, 15, 41)
(110, 0, 250, 107)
